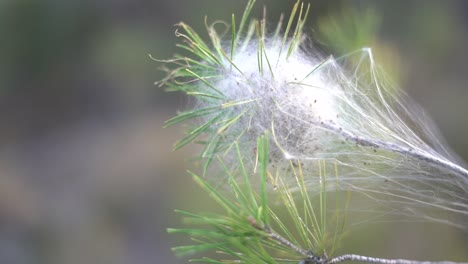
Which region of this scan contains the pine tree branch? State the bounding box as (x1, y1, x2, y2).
(165, 1, 468, 263)
(248, 215, 468, 264)
(327, 254, 468, 264)
(318, 120, 468, 179)
(248, 216, 315, 259)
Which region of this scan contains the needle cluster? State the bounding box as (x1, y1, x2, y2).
(161, 0, 468, 263)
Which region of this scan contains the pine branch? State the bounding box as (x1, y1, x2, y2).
(162, 1, 468, 263)
(327, 255, 468, 264)
(248, 216, 313, 258)
(248, 215, 468, 264)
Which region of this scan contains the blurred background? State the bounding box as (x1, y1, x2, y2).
(0, 0, 467, 263)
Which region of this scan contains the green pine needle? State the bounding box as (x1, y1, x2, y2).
(163, 1, 351, 263)
(169, 136, 349, 263)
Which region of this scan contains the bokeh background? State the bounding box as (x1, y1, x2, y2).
(0, 0, 467, 263)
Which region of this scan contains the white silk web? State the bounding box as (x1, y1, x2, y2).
(190, 37, 468, 230)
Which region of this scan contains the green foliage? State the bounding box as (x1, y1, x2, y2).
(168, 134, 349, 263)
(162, 1, 468, 263)
(161, 0, 357, 263)
(159, 0, 311, 172)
